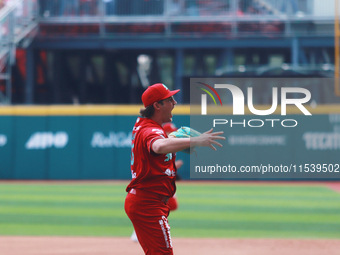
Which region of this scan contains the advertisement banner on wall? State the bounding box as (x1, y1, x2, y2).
(0, 116, 13, 179)
(0, 115, 137, 180)
(80, 115, 135, 179)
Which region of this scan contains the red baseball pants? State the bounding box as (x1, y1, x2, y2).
(125, 189, 173, 255)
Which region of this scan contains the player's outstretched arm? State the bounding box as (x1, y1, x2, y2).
(191, 128, 225, 151)
(152, 128, 225, 154)
(152, 137, 191, 154)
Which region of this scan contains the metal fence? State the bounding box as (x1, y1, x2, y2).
(33, 0, 337, 38)
(0, 0, 338, 47)
(0, 1, 337, 39)
(0, 0, 337, 49)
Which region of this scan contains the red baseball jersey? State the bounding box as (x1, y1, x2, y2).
(126, 117, 177, 197)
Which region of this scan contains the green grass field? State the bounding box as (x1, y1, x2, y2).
(0, 182, 339, 238)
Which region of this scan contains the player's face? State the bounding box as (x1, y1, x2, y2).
(161, 96, 177, 123)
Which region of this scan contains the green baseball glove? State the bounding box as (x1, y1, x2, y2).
(169, 126, 201, 154)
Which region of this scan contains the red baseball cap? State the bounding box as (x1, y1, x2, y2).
(142, 83, 180, 107)
(163, 123, 177, 133)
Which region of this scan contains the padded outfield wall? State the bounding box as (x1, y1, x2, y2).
(0, 106, 190, 180)
(0, 105, 339, 180)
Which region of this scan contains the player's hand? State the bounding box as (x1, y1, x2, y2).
(191, 128, 225, 151)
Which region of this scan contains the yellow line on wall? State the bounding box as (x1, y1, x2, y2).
(0, 105, 143, 116)
(0, 104, 340, 116)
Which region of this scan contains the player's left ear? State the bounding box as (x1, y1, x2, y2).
(153, 101, 162, 110)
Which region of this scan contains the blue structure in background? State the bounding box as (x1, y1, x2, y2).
(0, 0, 337, 105)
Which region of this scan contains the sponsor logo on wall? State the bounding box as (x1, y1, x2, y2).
(228, 135, 287, 146)
(91, 131, 132, 148)
(25, 132, 69, 150)
(302, 114, 340, 150)
(0, 134, 7, 147)
(303, 132, 340, 150)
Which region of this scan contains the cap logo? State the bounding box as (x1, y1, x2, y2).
(162, 84, 169, 90)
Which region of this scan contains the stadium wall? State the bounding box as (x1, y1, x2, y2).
(0, 105, 339, 180)
(0, 105, 190, 180)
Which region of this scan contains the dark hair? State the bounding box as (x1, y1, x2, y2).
(140, 105, 155, 118)
(139, 100, 164, 118)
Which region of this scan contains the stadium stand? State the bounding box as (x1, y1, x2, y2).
(0, 0, 338, 104)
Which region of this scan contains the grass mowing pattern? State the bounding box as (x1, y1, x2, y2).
(172, 183, 340, 238)
(0, 183, 130, 236)
(0, 182, 339, 238)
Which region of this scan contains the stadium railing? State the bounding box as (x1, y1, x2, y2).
(37, 0, 336, 38)
(0, 0, 38, 104)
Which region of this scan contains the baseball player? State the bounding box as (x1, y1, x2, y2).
(130, 122, 181, 243)
(125, 83, 224, 254)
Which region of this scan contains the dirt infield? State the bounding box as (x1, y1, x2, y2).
(1, 237, 340, 255)
(327, 183, 340, 192)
